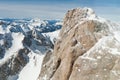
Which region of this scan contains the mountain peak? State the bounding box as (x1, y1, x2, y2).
(66, 7, 96, 21)
(39, 7, 120, 80)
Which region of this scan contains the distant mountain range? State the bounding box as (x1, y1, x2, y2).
(0, 18, 62, 80)
(0, 18, 62, 33)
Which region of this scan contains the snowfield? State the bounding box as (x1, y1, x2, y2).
(0, 18, 61, 80)
(17, 53, 44, 80)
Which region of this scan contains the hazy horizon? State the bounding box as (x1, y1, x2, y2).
(0, 0, 120, 21)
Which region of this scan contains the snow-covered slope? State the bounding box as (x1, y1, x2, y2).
(17, 53, 44, 80)
(42, 30, 60, 44)
(0, 18, 62, 80)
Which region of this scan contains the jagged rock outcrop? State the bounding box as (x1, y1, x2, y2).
(38, 8, 120, 80)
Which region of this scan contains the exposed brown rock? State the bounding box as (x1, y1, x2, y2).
(38, 8, 120, 80)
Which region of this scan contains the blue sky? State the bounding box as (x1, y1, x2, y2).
(0, 0, 120, 21)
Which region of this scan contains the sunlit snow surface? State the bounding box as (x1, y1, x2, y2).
(43, 30, 60, 44)
(17, 53, 44, 80)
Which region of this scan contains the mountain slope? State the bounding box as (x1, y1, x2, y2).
(38, 8, 120, 80)
(0, 19, 62, 80)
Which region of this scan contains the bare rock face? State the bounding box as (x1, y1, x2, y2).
(38, 8, 120, 80)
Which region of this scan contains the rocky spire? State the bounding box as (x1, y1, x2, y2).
(38, 7, 120, 80)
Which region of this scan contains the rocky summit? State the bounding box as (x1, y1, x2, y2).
(38, 8, 120, 80)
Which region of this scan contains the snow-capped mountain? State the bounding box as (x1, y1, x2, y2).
(0, 18, 62, 80)
(0, 18, 62, 33)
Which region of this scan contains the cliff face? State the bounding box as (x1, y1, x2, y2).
(38, 8, 120, 80)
